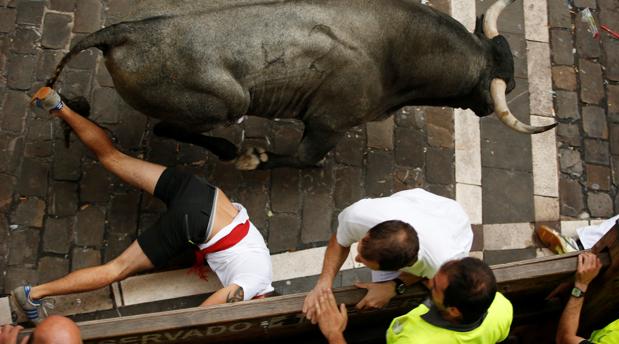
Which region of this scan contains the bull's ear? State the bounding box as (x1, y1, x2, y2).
(474, 15, 485, 36)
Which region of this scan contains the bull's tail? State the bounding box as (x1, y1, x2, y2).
(46, 23, 132, 87)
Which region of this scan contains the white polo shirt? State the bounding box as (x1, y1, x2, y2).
(336, 189, 473, 281)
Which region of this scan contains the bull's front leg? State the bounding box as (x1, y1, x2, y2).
(153, 122, 238, 161)
(235, 125, 344, 170)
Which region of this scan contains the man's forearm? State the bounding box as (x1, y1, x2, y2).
(557, 284, 587, 344)
(318, 235, 350, 286)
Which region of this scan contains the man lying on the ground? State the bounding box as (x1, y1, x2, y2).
(0, 315, 81, 344)
(314, 257, 513, 343)
(303, 188, 473, 321)
(537, 215, 619, 254)
(556, 252, 618, 344)
(13, 87, 273, 324)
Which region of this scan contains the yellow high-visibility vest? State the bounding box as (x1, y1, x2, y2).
(590, 319, 619, 344)
(386, 292, 513, 344)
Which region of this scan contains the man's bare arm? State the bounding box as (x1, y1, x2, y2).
(303, 234, 350, 322)
(200, 284, 245, 307)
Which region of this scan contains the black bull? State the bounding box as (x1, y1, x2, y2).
(48, 0, 555, 169)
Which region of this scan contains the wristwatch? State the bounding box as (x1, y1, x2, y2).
(571, 286, 585, 298)
(393, 278, 407, 295)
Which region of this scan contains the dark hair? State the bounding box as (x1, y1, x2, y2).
(359, 220, 419, 271)
(441, 257, 497, 323)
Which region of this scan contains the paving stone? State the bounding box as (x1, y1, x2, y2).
(550, 29, 574, 65)
(334, 166, 363, 210)
(74, 0, 102, 33)
(483, 248, 537, 265)
(560, 176, 585, 217)
(4, 267, 38, 291)
(609, 84, 619, 115)
(586, 164, 611, 191)
(501, 32, 528, 79)
(268, 213, 299, 253)
(43, 217, 73, 254)
(426, 107, 453, 149)
(103, 232, 133, 263)
(37, 256, 69, 284)
(41, 13, 72, 50)
(425, 147, 453, 185)
(557, 123, 582, 147)
(138, 212, 159, 236)
(559, 148, 584, 176)
(506, 77, 531, 121)
(270, 167, 300, 213)
(599, 0, 619, 11)
(271, 120, 303, 156)
(584, 139, 610, 164)
(80, 162, 111, 202)
(582, 106, 608, 139)
(547, 0, 572, 28)
(92, 87, 127, 124)
(17, 157, 48, 197)
(611, 124, 619, 155)
(15, 0, 44, 26)
(552, 66, 577, 91)
(1, 90, 28, 133)
(365, 150, 393, 197)
(36, 50, 63, 81)
(106, 0, 132, 25)
(26, 116, 53, 142)
(575, 12, 601, 59)
(0, 8, 16, 33)
(75, 205, 105, 247)
(471, 224, 483, 252)
(66, 44, 98, 70)
(71, 247, 101, 271)
(573, 0, 596, 7)
(49, 0, 75, 11)
(588, 192, 613, 217)
(110, 108, 148, 150)
(0, 173, 15, 210)
(334, 128, 364, 167)
(578, 59, 605, 105)
(60, 69, 92, 99)
(108, 192, 139, 236)
(8, 228, 40, 265)
(481, 117, 533, 171)
(394, 127, 424, 168)
(366, 117, 394, 150)
(11, 27, 39, 54)
(52, 141, 82, 181)
(0, 135, 24, 175)
(96, 60, 115, 87)
(482, 168, 533, 224)
(49, 181, 77, 216)
(613, 156, 619, 186)
(476, 0, 524, 34)
(603, 38, 619, 81)
(237, 171, 270, 234)
(555, 91, 580, 120)
(426, 184, 454, 199)
(7, 53, 35, 90)
(393, 166, 424, 192)
(300, 167, 333, 244)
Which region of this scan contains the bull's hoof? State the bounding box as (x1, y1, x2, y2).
(235, 147, 268, 170)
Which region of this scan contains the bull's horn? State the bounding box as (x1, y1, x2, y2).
(490, 79, 557, 134)
(483, 0, 515, 39)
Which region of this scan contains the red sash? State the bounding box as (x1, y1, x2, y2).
(189, 221, 250, 280)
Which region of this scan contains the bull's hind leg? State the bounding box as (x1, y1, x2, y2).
(153, 122, 238, 161)
(235, 122, 344, 170)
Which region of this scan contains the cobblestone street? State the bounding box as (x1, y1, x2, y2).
(0, 0, 617, 319)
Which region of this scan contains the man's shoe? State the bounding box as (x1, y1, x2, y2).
(30, 87, 63, 112)
(535, 225, 578, 254)
(12, 285, 46, 324)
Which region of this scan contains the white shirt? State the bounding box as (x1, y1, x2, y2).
(336, 189, 473, 280)
(199, 204, 274, 300)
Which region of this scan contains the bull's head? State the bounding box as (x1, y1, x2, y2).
(482, 0, 556, 134)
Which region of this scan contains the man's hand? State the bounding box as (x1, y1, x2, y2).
(314, 289, 348, 344)
(575, 252, 602, 292)
(354, 281, 396, 310)
(303, 281, 331, 324)
(30, 87, 63, 112)
(0, 324, 29, 344)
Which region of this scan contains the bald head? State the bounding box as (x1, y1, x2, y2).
(31, 316, 82, 344)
